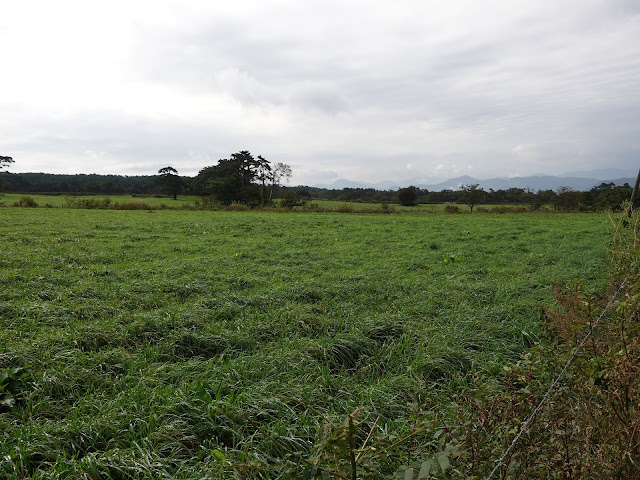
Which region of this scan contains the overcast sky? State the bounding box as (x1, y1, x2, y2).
(1, 0, 639, 185)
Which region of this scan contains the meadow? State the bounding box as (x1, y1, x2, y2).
(0, 208, 610, 478)
(0, 192, 533, 213)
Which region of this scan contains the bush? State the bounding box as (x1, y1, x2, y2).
(114, 201, 154, 210)
(444, 204, 459, 213)
(490, 205, 527, 213)
(397, 186, 418, 206)
(13, 196, 38, 207)
(280, 191, 306, 208)
(227, 203, 249, 211)
(336, 203, 355, 213)
(62, 197, 113, 209)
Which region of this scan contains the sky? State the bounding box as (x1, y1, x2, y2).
(1, 0, 639, 186)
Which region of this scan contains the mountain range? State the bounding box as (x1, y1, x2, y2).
(312, 168, 638, 192)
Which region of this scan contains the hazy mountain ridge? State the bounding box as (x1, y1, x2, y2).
(314, 170, 637, 191)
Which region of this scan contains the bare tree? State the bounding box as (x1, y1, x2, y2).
(269, 162, 292, 201)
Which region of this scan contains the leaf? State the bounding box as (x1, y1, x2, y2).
(418, 459, 433, 478)
(210, 449, 225, 462)
(436, 452, 450, 472)
(404, 467, 414, 480)
(302, 465, 314, 479)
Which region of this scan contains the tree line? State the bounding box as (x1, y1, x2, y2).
(0, 151, 293, 206)
(0, 152, 634, 211)
(288, 183, 635, 212)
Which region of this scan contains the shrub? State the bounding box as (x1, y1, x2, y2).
(227, 203, 249, 211)
(13, 196, 38, 207)
(194, 196, 221, 210)
(336, 203, 355, 213)
(114, 201, 154, 210)
(490, 205, 527, 213)
(280, 191, 306, 208)
(397, 186, 418, 206)
(62, 197, 113, 209)
(444, 204, 459, 213)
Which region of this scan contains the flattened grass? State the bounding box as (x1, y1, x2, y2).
(0, 209, 608, 478)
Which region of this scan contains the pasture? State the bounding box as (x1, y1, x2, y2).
(0, 192, 532, 212)
(0, 208, 609, 478)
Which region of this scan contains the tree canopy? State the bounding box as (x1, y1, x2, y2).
(397, 186, 418, 206)
(157, 166, 183, 200)
(193, 151, 291, 206)
(0, 155, 14, 170)
(460, 184, 486, 213)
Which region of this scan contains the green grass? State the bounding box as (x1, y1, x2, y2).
(1, 193, 540, 212)
(0, 209, 609, 478)
(0, 193, 201, 209)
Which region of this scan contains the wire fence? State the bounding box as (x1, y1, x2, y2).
(484, 275, 629, 480)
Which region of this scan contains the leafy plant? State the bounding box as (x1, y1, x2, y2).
(0, 366, 31, 409)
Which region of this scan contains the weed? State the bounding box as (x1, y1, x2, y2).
(0, 366, 31, 410)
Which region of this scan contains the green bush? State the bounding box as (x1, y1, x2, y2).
(12, 196, 38, 207)
(114, 201, 154, 210)
(444, 204, 459, 213)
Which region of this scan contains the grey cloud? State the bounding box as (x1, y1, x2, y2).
(2, 1, 639, 183)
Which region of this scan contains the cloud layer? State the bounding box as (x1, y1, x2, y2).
(1, 0, 639, 184)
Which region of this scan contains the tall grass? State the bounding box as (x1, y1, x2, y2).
(410, 205, 640, 479)
(0, 209, 610, 478)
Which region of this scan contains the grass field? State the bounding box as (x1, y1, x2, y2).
(0, 192, 535, 213)
(0, 193, 202, 209)
(0, 208, 609, 478)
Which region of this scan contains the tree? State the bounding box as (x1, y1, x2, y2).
(192, 152, 253, 205)
(280, 189, 306, 208)
(255, 155, 272, 206)
(157, 166, 183, 200)
(460, 184, 486, 213)
(191, 151, 293, 207)
(0, 156, 13, 170)
(269, 162, 293, 201)
(554, 186, 580, 212)
(397, 186, 418, 206)
(0, 156, 13, 194)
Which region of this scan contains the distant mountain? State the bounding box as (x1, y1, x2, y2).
(561, 168, 637, 179)
(312, 173, 636, 191)
(415, 175, 632, 192)
(315, 179, 377, 189)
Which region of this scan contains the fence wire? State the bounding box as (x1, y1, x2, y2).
(485, 275, 629, 480)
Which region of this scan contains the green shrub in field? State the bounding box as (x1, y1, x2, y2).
(62, 196, 112, 209)
(194, 195, 222, 210)
(490, 205, 528, 213)
(444, 203, 459, 213)
(336, 203, 355, 212)
(114, 200, 154, 210)
(12, 196, 38, 207)
(227, 203, 249, 211)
